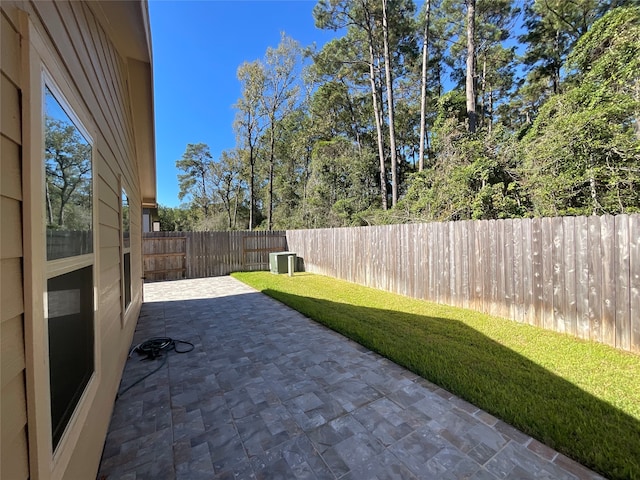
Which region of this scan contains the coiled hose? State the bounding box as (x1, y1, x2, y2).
(116, 337, 194, 399)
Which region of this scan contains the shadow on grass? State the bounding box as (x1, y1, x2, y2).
(261, 288, 640, 480)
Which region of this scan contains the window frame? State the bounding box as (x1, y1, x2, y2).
(42, 68, 100, 469)
(120, 179, 132, 324)
(23, 18, 101, 480)
(43, 74, 96, 453)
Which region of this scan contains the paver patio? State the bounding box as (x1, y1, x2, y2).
(98, 276, 604, 480)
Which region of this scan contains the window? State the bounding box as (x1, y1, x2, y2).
(121, 188, 131, 310)
(47, 267, 94, 448)
(45, 86, 93, 260)
(44, 84, 95, 451)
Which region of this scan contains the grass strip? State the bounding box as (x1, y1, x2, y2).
(232, 271, 640, 480)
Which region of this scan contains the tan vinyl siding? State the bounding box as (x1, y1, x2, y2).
(1, 0, 151, 478)
(1, 374, 29, 480)
(28, 1, 145, 477)
(1, 7, 29, 479)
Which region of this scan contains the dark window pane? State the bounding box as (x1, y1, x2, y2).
(47, 266, 94, 449)
(124, 252, 131, 308)
(45, 87, 92, 260)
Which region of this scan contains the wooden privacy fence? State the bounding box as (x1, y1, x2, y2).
(286, 214, 640, 354)
(143, 231, 287, 281)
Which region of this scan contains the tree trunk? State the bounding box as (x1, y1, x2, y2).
(267, 122, 275, 231)
(249, 146, 255, 231)
(45, 181, 53, 224)
(225, 190, 232, 229)
(382, 0, 398, 207)
(365, 11, 388, 210)
(418, 0, 431, 172)
(466, 0, 477, 133)
(233, 184, 240, 229)
(488, 87, 493, 135)
(480, 55, 486, 129)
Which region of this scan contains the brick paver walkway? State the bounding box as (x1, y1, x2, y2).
(98, 276, 604, 480)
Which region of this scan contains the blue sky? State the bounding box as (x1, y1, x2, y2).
(149, 0, 339, 207)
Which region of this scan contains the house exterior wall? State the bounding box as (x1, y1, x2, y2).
(1, 7, 29, 479)
(0, 1, 154, 479)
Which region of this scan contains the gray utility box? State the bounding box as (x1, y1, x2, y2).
(269, 251, 296, 274)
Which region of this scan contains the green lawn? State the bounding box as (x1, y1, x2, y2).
(232, 271, 640, 480)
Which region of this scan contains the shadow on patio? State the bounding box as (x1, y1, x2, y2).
(97, 276, 607, 480)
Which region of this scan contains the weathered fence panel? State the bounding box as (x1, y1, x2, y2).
(143, 231, 286, 281)
(286, 214, 640, 354)
(143, 235, 187, 282)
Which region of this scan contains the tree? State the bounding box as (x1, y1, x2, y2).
(45, 117, 92, 229)
(212, 150, 245, 229)
(439, 0, 519, 129)
(235, 61, 265, 230)
(314, 0, 389, 209)
(307, 137, 378, 226)
(176, 143, 214, 217)
(261, 33, 303, 230)
(314, 0, 417, 208)
(382, 0, 399, 205)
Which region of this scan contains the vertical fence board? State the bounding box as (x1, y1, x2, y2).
(575, 216, 590, 339)
(552, 218, 566, 332)
(521, 219, 533, 325)
(563, 217, 577, 336)
(512, 219, 523, 322)
(466, 221, 476, 311)
(487, 220, 497, 316)
(503, 220, 514, 320)
(414, 224, 423, 299)
(495, 220, 506, 318)
(541, 217, 554, 331)
(478, 221, 490, 315)
(451, 221, 461, 308)
(630, 215, 640, 353)
(531, 218, 543, 328)
(449, 222, 457, 306)
(426, 223, 435, 302)
(588, 216, 603, 343)
(442, 222, 450, 304)
(601, 215, 616, 346)
(459, 221, 470, 309)
(615, 215, 630, 350)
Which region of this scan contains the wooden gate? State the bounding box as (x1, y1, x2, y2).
(143, 236, 187, 282)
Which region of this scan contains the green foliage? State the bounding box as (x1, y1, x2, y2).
(233, 271, 640, 480)
(171, 2, 640, 230)
(305, 137, 379, 226)
(156, 205, 196, 231)
(567, 4, 640, 98)
(176, 143, 214, 214)
(519, 5, 640, 216)
(400, 120, 526, 221)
